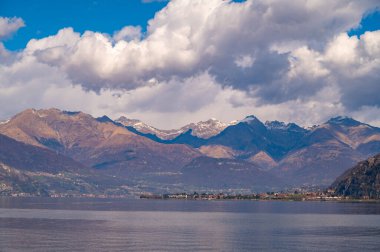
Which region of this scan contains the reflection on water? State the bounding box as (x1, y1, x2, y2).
(1, 198, 380, 251)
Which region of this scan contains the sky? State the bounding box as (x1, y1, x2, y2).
(0, 0, 379, 129)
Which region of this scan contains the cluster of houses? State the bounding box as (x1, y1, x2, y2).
(140, 190, 344, 201)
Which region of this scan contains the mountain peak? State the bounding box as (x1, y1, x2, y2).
(96, 115, 114, 123)
(62, 111, 81, 116)
(327, 116, 362, 127)
(265, 120, 287, 130)
(14, 108, 93, 121)
(181, 119, 230, 139)
(265, 120, 306, 132)
(240, 115, 260, 124)
(194, 118, 226, 126)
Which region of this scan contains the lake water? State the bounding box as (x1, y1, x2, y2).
(1, 198, 380, 251)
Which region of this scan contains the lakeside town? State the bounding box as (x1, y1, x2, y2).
(1, 190, 379, 202)
(1, 185, 377, 201)
(140, 190, 361, 201)
(0, 188, 340, 200)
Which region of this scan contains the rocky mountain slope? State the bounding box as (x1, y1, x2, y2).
(331, 153, 380, 199)
(0, 109, 200, 181)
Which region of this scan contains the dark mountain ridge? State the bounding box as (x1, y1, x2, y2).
(331, 153, 380, 199)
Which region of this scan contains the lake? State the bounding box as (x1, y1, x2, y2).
(1, 198, 380, 251)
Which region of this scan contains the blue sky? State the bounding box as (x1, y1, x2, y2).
(349, 9, 380, 37)
(0, 0, 379, 128)
(0, 0, 168, 50)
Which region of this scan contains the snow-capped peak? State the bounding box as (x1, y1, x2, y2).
(240, 115, 259, 124)
(179, 119, 231, 139)
(115, 116, 233, 140)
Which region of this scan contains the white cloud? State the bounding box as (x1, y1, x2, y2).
(325, 33, 359, 66)
(288, 46, 329, 80)
(0, 43, 10, 59)
(113, 26, 142, 42)
(235, 55, 254, 68)
(321, 31, 380, 110)
(362, 30, 380, 55)
(0, 17, 25, 40)
(20, 0, 377, 92)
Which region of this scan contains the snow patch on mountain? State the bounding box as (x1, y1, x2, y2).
(240, 115, 260, 124)
(265, 120, 308, 132)
(116, 116, 235, 140)
(0, 119, 10, 125)
(116, 116, 182, 140)
(265, 120, 288, 130)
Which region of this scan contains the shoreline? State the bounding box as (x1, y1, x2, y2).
(1, 195, 379, 203)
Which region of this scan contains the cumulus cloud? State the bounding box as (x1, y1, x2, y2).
(113, 26, 142, 42)
(323, 31, 380, 110)
(0, 17, 25, 40)
(234, 55, 255, 69)
(0, 58, 255, 128)
(0, 0, 380, 128)
(21, 0, 376, 91)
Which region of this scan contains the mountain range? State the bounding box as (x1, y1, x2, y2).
(1, 108, 380, 196)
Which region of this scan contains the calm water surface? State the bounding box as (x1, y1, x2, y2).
(1, 198, 380, 251)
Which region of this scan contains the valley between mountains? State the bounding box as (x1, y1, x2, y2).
(1, 108, 380, 197)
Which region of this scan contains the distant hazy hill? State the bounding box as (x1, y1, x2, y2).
(181, 156, 285, 191)
(331, 153, 380, 199)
